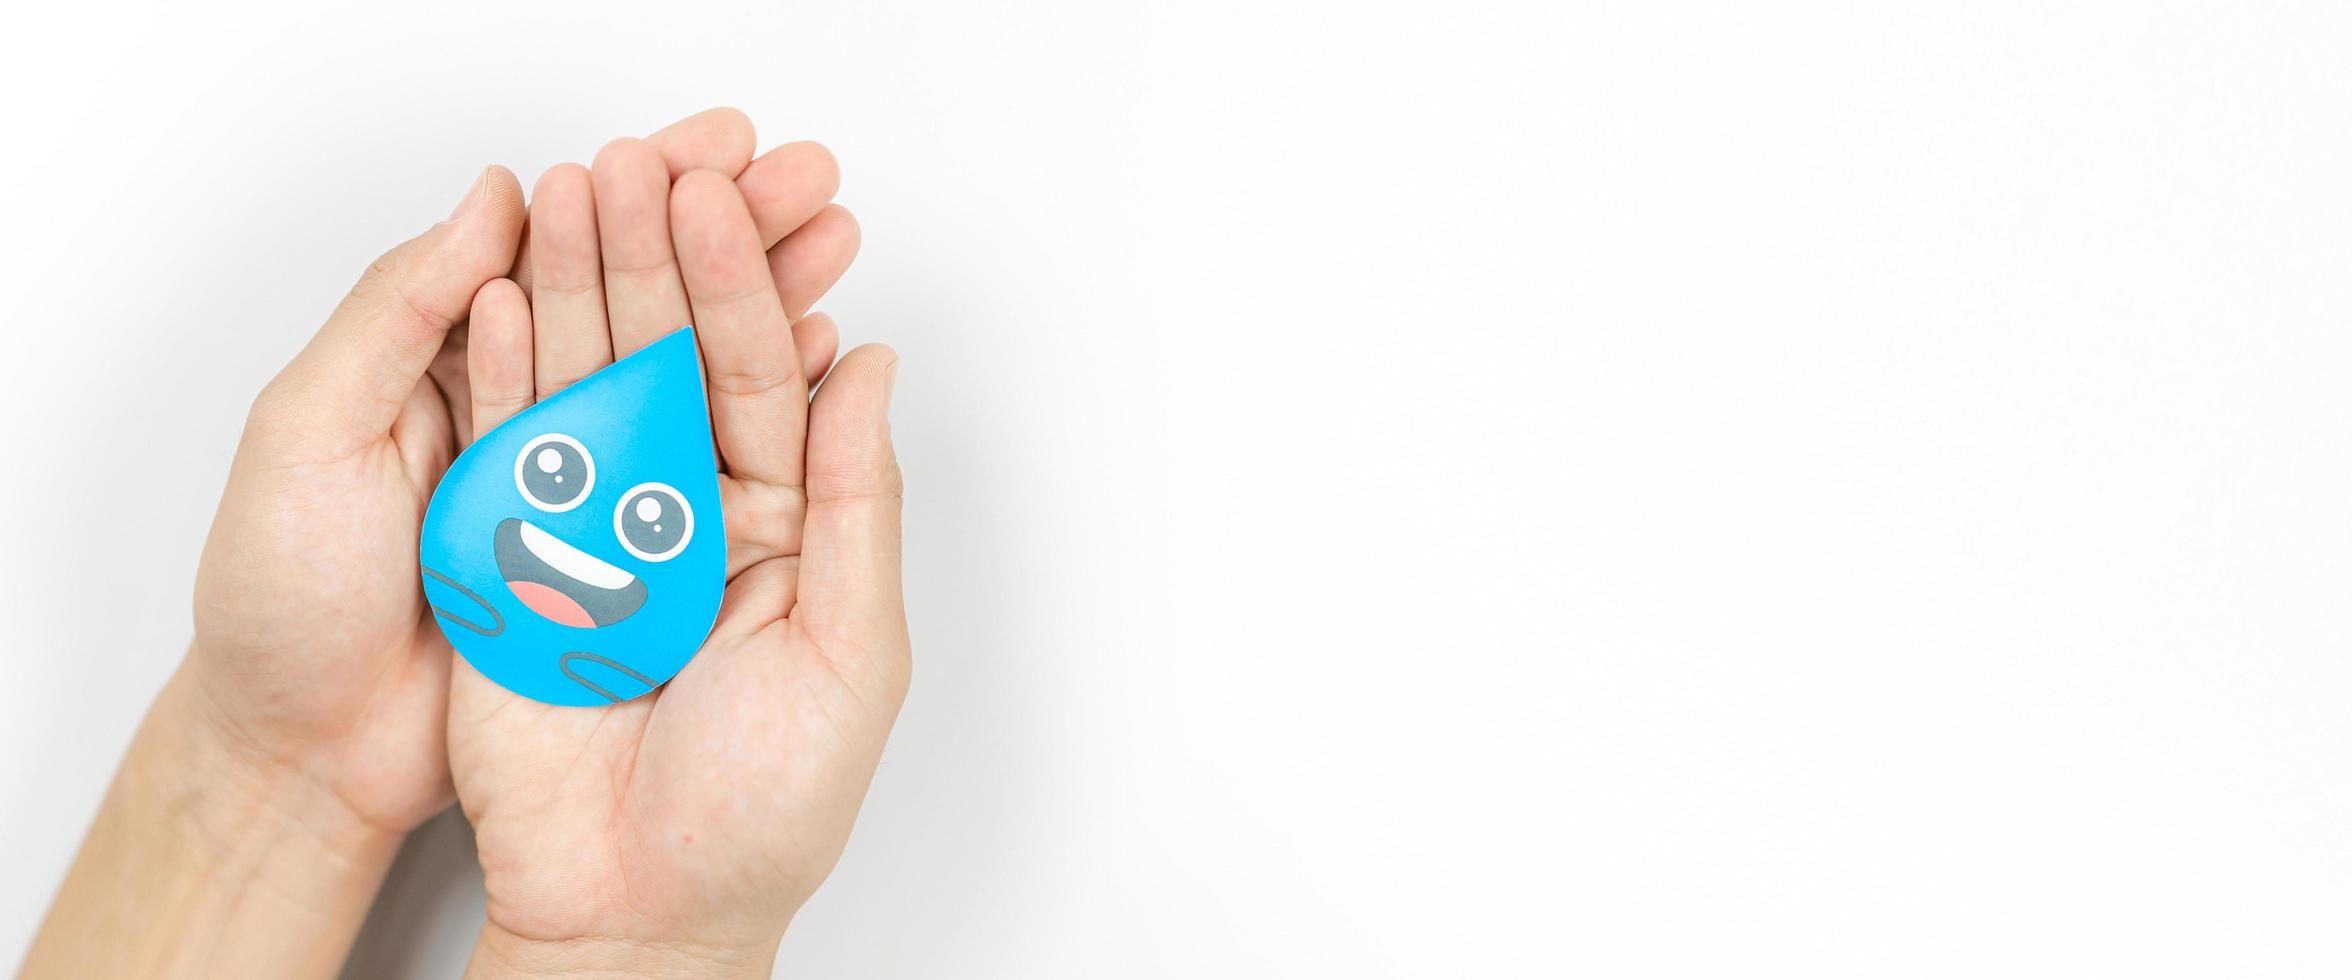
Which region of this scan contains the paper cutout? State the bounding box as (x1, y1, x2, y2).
(421, 327, 724, 705)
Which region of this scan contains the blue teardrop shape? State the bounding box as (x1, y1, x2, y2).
(420, 327, 725, 706)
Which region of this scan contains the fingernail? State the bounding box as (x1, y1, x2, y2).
(447, 167, 490, 223)
(884, 359, 899, 404)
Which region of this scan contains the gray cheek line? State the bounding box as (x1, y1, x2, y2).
(559, 652, 659, 703)
(423, 566, 504, 637)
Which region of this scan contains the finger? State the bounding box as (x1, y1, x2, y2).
(467, 278, 534, 437)
(737, 141, 841, 249)
(528, 164, 612, 396)
(793, 312, 840, 388)
(671, 169, 807, 487)
(796, 343, 907, 679)
(271, 166, 524, 449)
(768, 204, 861, 319)
(646, 107, 755, 180)
(511, 108, 756, 294)
(591, 138, 694, 358)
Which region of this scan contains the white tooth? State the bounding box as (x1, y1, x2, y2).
(518, 521, 636, 590)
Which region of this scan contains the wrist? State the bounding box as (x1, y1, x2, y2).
(22, 667, 406, 977)
(465, 921, 777, 980)
(151, 662, 410, 864)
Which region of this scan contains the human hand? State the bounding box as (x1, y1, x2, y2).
(185, 163, 529, 838)
(445, 161, 907, 978)
(20, 165, 530, 980)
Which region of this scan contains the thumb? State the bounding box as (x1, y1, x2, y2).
(797, 342, 910, 695)
(266, 166, 526, 449)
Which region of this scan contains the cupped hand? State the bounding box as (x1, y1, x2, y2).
(445, 159, 907, 975)
(188, 164, 529, 840)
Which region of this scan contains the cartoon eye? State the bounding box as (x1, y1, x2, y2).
(613, 482, 693, 561)
(514, 434, 595, 512)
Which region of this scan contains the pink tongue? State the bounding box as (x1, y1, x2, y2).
(507, 581, 595, 628)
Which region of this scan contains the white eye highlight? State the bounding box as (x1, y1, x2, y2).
(514, 434, 594, 512)
(614, 482, 693, 562)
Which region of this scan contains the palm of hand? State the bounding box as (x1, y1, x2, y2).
(453, 572, 902, 946)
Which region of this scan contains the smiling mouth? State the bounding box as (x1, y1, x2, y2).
(493, 518, 647, 628)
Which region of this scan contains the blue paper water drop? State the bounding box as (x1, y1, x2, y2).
(420, 328, 724, 705)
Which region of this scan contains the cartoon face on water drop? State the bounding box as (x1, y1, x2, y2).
(420, 328, 725, 706)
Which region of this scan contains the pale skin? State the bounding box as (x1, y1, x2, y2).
(21, 108, 907, 979)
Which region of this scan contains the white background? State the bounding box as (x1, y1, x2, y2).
(3, 1, 2349, 976)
